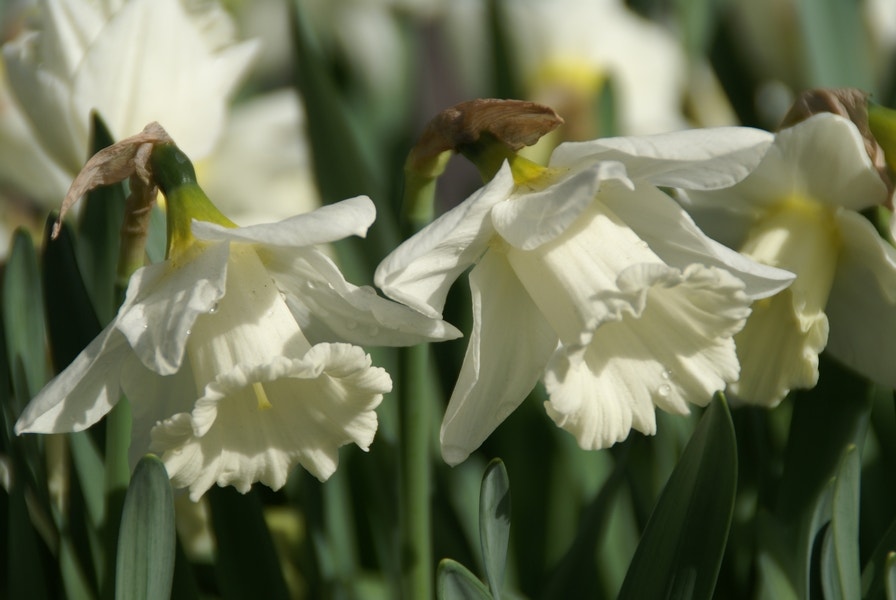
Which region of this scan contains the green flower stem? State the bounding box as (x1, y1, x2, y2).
(398, 152, 446, 598)
(399, 341, 433, 599)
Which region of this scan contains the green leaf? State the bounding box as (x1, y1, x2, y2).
(77, 114, 126, 324)
(794, 0, 874, 92)
(617, 395, 737, 600)
(437, 559, 492, 600)
(777, 355, 872, 521)
(861, 517, 896, 599)
(3, 228, 48, 404)
(41, 218, 102, 371)
(115, 455, 175, 600)
(821, 445, 861, 600)
(208, 486, 290, 600)
(479, 459, 510, 598)
(886, 553, 896, 600)
(288, 0, 399, 279)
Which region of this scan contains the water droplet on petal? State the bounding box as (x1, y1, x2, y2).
(185, 328, 192, 336)
(208, 302, 219, 314)
(658, 384, 671, 398)
(142, 323, 149, 330)
(661, 369, 672, 380)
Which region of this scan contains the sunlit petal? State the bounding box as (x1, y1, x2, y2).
(440, 250, 557, 465)
(375, 163, 516, 318)
(152, 346, 390, 501)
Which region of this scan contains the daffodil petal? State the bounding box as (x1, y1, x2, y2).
(71, 0, 257, 159)
(544, 263, 747, 449)
(192, 195, 376, 247)
(772, 114, 887, 210)
(440, 251, 557, 466)
(729, 289, 828, 406)
(117, 242, 229, 375)
(491, 161, 631, 250)
(151, 345, 390, 501)
(264, 246, 462, 345)
(550, 126, 774, 190)
(3, 35, 87, 172)
(602, 182, 795, 299)
(683, 114, 888, 216)
(825, 210, 896, 387)
(374, 163, 516, 318)
(120, 353, 197, 470)
(15, 326, 129, 434)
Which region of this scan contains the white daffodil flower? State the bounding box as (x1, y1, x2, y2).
(679, 112, 896, 406)
(499, 0, 688, 137)
(2, 0, 256, 204)
(376, 127, 793, 465)
(16, 195, 459, 500)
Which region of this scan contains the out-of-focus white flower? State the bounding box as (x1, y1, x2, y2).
(200, 89, 320, 225)
(16, 145, 460, 499)
(500, 0, 688, 138)
(376, 127, 792, 465)
(679, 113, 896, 406)
(1, 0, 256, 204)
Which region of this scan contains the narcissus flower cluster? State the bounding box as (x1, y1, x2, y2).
(15, 90, 896, 498)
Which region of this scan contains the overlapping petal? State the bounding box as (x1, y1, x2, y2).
(544, 263, 747, 449)
(15, 326, 129, 433)
(491, 161, 630, 250)
(440, 250, 557, 466)
(601, 182, 794, 299)
(550, 126, 774, 189)
(824, 210, 896, 387)
(192, 195, 375, 248)
(265, 246, 462, 346)
(117, 241, 229, 375)
(374, 163, 516, 318)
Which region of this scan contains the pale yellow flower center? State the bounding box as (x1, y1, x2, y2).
(522, 57, 607, 164)
(729, 194, 841, 405)
(252, 381, 273, 411)
(740, 194, 841, 320)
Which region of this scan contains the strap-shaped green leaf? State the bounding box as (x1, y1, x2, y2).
(4, 229, 47, 405)
(115, 455, 175, 600)
(479, 458, 510, 598)
(821, 445, 861, 600)
(437, 559, 492, 600)
(208, 485, 291, 600)
(618, 395, 737, 600)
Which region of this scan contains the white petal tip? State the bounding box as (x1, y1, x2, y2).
(441, 444, 471, 467)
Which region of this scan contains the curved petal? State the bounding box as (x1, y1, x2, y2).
(440, 250, 558, 466)
(151, 345, 390, 501)
(15, 326, 129, 434)
(491, 161, 631, 250)
(775, 114, 887, 210)
(550, 126, 774, 190)
(374, 163, 516, 318)
(192, 196, 375, 247)
(3, 35, 87, 172)
(729, 289, 828, 406)
(120, 352, 197, 470)
(263, 246, 462, 346)
(684, 114, 888, 216)
(544, 263, 747, 449)
(824, 210, 896, 387)
(72, 0, 258, 159)
(505, 200, 663, 344)
(603, 183, 795, 299)
(117, 242, 229, 375)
